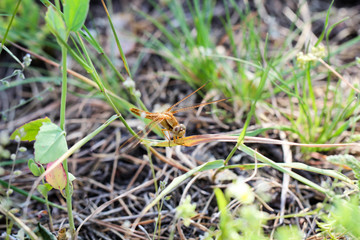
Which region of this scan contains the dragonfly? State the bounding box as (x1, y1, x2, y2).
(124, 83, 227, 149)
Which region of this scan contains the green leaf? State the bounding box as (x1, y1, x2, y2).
(331, 121, 349, 139)
(37, 183, 52, 198)
(198, 160, 224, 171)
(80, 28, 103, 53)
(34, 122, 68, 164)
(45, 6, 66, 41)
(35, 223, 57, 240)
(10, 117, 51, 141)
(64, 0, 90, 32)
(28, 159, 42, 177)
(214, 188, 227, 212)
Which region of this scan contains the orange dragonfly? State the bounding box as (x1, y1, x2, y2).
(125, 83, 226, 148)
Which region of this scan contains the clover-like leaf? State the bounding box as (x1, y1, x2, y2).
(37, 183, 53, 198)
(28, 159, 42, 177)
(64, 0, 90, 32)
(34, 122, 68, 164)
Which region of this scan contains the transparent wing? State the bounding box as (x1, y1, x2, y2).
(166, 82, 208, 111)
(119, 116, 164, 151)
(171, 98, 228, 114)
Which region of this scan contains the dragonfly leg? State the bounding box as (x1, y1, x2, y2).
(161, 129, 172, 147)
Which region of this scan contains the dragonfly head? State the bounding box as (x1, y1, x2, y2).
(173, 124, 186, 138)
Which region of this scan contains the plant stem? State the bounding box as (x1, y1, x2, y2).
(60, 45, 76, 238)
(60, 48, 67, 131)
(63, 160, 75, 237)
(0, 0, 22, 55)
(41, 175, 55, 232)
(0, 179, 66, 210)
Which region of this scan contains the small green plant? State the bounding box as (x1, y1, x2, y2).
(273, 1, 360, 152)
(136, 0, 266, 106)
(290, 43, 360, 152)
(0, 0, 50, 54)
(319, 195, 360, 239)
(202, 178, 303, 240)
(9, 115, 118, 238)
(326, 154, 360, 184)
(0, 127, 67, 239)
(175, 195, 197, 227)
(10, 118, 72, 237)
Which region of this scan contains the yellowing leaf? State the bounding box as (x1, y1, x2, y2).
(45, 162, 67, 192)
(10, 117, 51, 141)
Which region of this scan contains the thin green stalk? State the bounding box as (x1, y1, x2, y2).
(317, 73, 332, 140)
(5, 218, 14, 240)
(63, 161, 75, 237)
(224, 91, 258, 165)
(41, 176, 54, 232)
(54, 0, 60, 9)
(225, 62, 270, 165)
(74, 32, 141, 139)
(306, 64, 317, 141)
(227, 163, 352, 184)
(0, 0, 22, 55)
(75, 33, 118, 114)
(0, 179, 65, 210)
(101, 0, 131, 77)
(101, 51, 147, 111)
(56, 29, 140, 139)
(145, 146, 162, 240)
(156, 197, 165, 240)
(59, 45, 76, 238)
(238, 144, 329, 195)
(295, 69, 312, 142)
(60, 47, 67, 131)
(5, 137, 21, 239)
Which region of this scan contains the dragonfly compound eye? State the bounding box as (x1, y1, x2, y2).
(173, 124, 186, 137)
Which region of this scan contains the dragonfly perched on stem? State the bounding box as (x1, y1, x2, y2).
(122, 83, 227, 149)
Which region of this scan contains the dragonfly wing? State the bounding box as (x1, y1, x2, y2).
(171, 98, 227, 114)
(166, 82, 208, 112)
(119, 115, 164, 151)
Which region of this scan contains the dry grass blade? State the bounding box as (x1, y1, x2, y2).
(144, 133, 360, 148)
(75, 178, 158, 237)
(0, 205, 39, 240)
